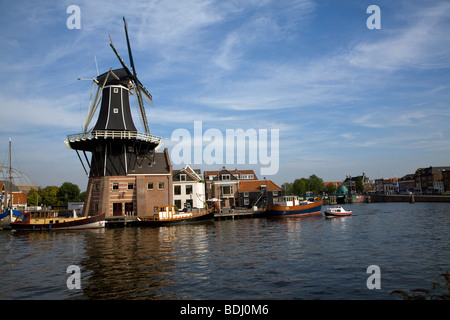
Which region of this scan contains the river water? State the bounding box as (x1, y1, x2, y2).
(0, 202, 449, 300)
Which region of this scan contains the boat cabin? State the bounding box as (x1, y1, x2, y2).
(15, 210, 84, 224)
(273, 196, 302, 207)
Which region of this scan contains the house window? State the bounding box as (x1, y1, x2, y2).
(186, 185, 193, 195)
(244, 198, 249, 205)
(174, 200, 182, 210)
(128, 183, 134, 190)
(222, 186, 233, 195)
(147, 182, 154, 190)
(158, 182, 165, 190)
(180, 174, 186, 181)
(222, 174, 230, 181)
(112, 183, 119, 190)
(244, 192, 249, 197)
(273, 191, 278, 196)
(174, 185, 181, 195)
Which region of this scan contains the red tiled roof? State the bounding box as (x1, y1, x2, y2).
(238, 180, 281, 192)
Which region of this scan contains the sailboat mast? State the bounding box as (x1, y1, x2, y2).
(9, 137, 12, 210)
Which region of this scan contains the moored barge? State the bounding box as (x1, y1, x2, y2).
(11, 210, 106, 231)
(138, 206, 215, 226)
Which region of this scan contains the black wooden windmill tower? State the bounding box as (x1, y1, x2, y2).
(65, 18, 172, 218)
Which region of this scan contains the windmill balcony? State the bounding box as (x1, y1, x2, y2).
(65, 130, 162, 149)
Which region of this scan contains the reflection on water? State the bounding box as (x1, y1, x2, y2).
(0, 202, 449, 299)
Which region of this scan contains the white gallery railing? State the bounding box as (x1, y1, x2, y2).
(66, 130, 162, 144)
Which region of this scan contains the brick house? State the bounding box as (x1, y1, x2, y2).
(204, 167, 257, 209)
(417, 166, 450, 194)
(237, 180, 282, 209)
(83, 148, 172, 217)
(398, 174, 417, 194)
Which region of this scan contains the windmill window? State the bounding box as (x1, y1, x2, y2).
(113, 88, 119, 93)
(113, 108, 119, 113)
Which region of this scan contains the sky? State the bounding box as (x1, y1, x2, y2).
(0, 0, 449, 190)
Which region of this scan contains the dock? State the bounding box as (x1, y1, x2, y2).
(105, 216, 140, 227)
(103, 208, 267, 227)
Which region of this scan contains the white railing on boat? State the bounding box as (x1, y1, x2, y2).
(66, 130, 162, 144)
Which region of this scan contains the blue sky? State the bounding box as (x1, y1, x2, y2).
(0, 0, 449, 190)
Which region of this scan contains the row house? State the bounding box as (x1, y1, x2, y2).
(444, 170, 450, 193)
(173, 165, 205, 211)
(375, 178, 398, 195)
(204, 167, 258, 209)
(416, 166, 450, 194)
(237, 180, 282, 209)
(398, 174, 416, 194)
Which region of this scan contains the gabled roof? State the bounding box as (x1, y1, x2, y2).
(0, 181, 19, 192)
(130, 148, 171, 175)
(238, 180, 281, 192)
(204, 167, 258, 181)
(173, 165, 202, 182)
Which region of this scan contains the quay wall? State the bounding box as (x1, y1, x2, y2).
(369, 195, 450, 203)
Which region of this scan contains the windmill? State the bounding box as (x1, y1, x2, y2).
(65, 17, 162, 177)
(65, 18, 173, 219)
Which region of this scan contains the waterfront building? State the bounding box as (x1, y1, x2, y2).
(173, 165, 205, 210)
(343, 172, 373, 193)
(204, 167, 258, 209)
(398, 174, 417, 194)
(375, 178, 398, 195)
(237, 180, 282, 209)
(0, 181, 27, 212)
(443, 169, 450, 193)
(416, 166, 450, 194)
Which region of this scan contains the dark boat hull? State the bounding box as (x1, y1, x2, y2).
(11, 213, 106, 231)
(268, 201, 322, 217)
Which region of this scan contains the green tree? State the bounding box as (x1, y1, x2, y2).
(27, 188, 41, 207)
(292, 178, 309, 195)
(355, 176, 364, 193)
(281, 182, 293, 195)
(40, 186, 59, 207)
(325, 183, 337, 195)
(57, 182, 81, 206)
(308, 174, 324, 193)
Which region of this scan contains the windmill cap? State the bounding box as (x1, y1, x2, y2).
(97, 68, 132, 86)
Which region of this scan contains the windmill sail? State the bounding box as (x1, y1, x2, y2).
(107, 18, 153, 135)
